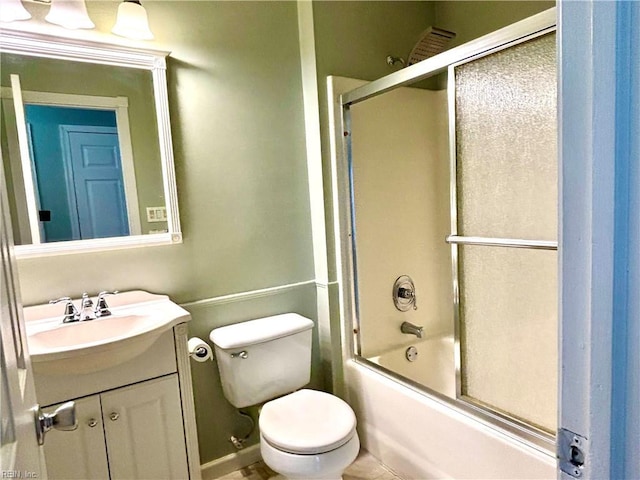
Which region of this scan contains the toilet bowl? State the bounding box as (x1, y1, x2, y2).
(209, 314, 360, 478)
(259, 389, 360, 480)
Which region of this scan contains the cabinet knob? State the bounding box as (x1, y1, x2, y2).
(87, 418, 98, 428)
(109, 412, 119, 421)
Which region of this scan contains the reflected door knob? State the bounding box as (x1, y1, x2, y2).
(109, 412, 119, 421)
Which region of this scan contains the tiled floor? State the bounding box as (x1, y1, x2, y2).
(216, 450, 403, 480)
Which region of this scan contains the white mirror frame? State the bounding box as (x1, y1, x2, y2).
(0, 29, 182, 258)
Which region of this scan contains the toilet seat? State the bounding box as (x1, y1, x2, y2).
(259, 389, 357, 455)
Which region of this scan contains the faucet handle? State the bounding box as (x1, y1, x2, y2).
(80, 292, 93, 308)
(49, 297, 79, 323)
(397, 287, 414, 299)
(95, 291, 118, 318)
(97, 290, 119, 297)
(49, 296, 72, 305)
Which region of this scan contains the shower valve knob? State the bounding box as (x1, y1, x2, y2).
(393, 275, 417, 311)
(397, 287, 414, 299)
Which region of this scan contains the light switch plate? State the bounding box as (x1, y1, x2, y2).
(146, 206, 167, 223)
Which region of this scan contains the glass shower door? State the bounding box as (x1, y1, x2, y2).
(349, 77, 456, 399)
(341, 14, 558, 446)
(450, 32, 558, 434)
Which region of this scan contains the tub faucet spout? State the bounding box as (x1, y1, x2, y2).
(400, 321, 424, 338)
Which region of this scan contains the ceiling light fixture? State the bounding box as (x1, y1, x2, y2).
(45, 0, 95, 30)
(0, 0, 32, 23)
(112, 0, 154, 41)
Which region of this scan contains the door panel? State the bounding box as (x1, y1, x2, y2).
(42, 395, 109, 480)
(63, 126, 129, 240)
(84, 179, 128, 238)
(101, 375, 189, 480)
(0, 147, 45, 477)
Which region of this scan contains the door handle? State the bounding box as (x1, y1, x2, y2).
(35, 401, 78, 445)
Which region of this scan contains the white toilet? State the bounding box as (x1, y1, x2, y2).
(210, 313, 359, 480)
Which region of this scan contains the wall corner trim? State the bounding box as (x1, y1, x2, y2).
(297, 0, 329, 285)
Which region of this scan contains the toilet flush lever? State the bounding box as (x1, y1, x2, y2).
(231, 350, 248, 359)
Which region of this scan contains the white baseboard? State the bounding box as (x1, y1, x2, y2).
(200, 444, 262, 480)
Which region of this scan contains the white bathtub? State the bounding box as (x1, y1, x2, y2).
(368, 334, 456, 399)
(344, 359, 556, 479)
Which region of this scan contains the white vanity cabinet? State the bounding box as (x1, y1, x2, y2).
(25, 290, 203, 480)
(102, 375, 188, 479)
(42, 395, 109, 480)
(43, 375, 188, 480)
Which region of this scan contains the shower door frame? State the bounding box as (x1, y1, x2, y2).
(337, 8, 557, 453)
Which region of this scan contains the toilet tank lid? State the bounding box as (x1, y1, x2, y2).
(209, 313, 313, 349)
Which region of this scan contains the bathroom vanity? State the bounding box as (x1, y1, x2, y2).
(24, 291, 202, 480)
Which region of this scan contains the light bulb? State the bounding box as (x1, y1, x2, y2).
(0, 0, 31, 23)
(112, 1, 154, 41)
(45, 0, 95, 30)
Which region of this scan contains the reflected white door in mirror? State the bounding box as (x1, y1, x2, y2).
(0, 29, 182, 258)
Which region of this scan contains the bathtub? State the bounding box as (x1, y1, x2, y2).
(344, 358, 556, 479)
(368, 334, 456, 399)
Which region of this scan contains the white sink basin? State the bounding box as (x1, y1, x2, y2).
(25, 291, 190, 375)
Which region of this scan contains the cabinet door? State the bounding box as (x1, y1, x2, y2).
(101, 374, 189, 480)
(42, 395, 110, 480)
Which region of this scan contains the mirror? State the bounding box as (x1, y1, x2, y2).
(0, 30, 181, 257)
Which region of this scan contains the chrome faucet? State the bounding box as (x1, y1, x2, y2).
(400, 321, 424, 338)
(95, 291, 118, 318)
(78, 293, 95, 321)
(50, 291, 119, 323)
(49, 297, 80, 323)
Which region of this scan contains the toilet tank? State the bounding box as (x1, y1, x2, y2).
(209, 313, 314, 408)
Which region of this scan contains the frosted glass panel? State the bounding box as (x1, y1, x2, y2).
(455, 33, 557, 240)
(459, 245, 557, 432)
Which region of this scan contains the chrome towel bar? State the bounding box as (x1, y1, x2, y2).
(446, 235, 558, 250)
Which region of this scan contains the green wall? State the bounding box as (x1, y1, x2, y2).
(16, 3, 315, 311)
(15, 0, 314, 465)
(434, 1, 556, 48)
(313, 1, 436, 283)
